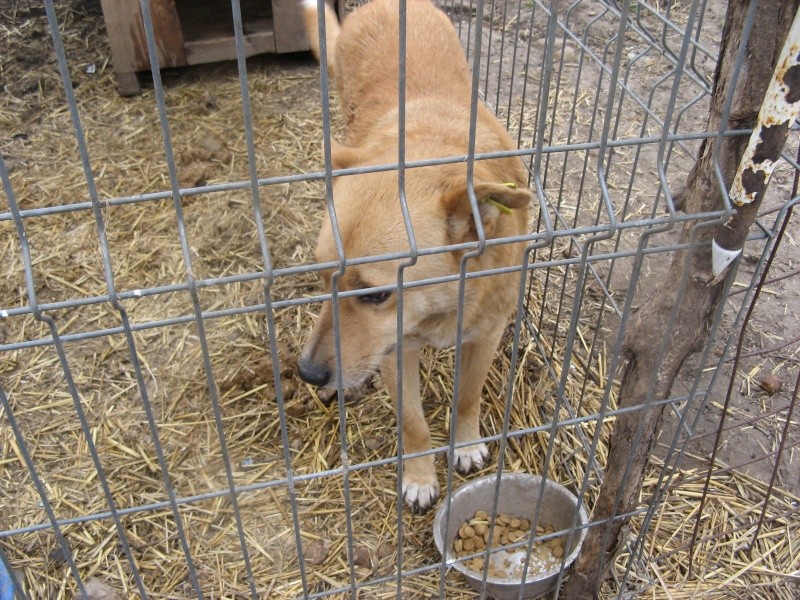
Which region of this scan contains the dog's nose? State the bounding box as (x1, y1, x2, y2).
(297, 357, 331, 387)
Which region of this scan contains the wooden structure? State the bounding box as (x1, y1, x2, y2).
(99, 0, 338, 95)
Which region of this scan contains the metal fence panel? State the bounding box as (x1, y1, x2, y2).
(1, 0, 798, 598)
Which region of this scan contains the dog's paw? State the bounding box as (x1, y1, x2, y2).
(402, 475, 440, 514)
(453, 442, 490, 475)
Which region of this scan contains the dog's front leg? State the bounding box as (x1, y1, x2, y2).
(381, 348, 439, 513)
(452, 329, 504, 474)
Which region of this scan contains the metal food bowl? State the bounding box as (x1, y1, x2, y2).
(433, 473, 588, 599)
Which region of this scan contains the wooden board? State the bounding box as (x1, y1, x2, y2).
(183, 20, 277, 65)
(101, 0, 342, 94)
(272, 0, 310, 53)
(99, 0, 186, 94)
(99, 0, 185, 72)
(176, 0, 277, 63)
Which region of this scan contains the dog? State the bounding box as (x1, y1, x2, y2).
(298, 0, 532, 513)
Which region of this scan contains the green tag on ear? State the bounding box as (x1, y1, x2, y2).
(501, 182, 518, 188)
(484, 197, 513, 215)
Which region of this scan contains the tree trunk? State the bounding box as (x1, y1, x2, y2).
(562, 1, 800, 598)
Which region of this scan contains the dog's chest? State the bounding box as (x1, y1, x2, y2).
(411, 311, 480, 349)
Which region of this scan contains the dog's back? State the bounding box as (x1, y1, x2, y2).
(304, 0, 475, 134)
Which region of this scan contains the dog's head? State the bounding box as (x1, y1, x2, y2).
(297, 143, 531, 389)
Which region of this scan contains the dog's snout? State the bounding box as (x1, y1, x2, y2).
(297, 357, 331, 387)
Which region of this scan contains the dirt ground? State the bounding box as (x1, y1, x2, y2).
(1, 0, 798, 598)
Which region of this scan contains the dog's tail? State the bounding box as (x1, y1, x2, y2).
(302, 0, 340, 78)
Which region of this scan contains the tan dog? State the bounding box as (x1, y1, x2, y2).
(299, 0, 532, 513)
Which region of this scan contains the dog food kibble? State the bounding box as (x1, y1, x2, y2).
(452, 511, 567, 579)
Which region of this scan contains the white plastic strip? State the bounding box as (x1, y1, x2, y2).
(711, 238, 742, 276)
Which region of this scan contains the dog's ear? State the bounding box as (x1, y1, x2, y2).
(442, 180, 532, 242)
(331, 140, 367, 170)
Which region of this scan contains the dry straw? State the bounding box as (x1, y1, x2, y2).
(1, 2, 797, 599)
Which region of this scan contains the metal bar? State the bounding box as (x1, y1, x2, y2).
(0, 389, 710, 540)
(4, 8, 154, 595)
(0, 382, 83, 599)
(393, 0, 419, 596)
(318, 0, 360, 585)
(3, 227, 778, 353)
(609, 203, 741, 591)
(633, 193, 800, 574)
(600, 0, 763, 591)
(1, 128, 761, 224)
(483, 0, 497, 102)
(439, 0, 492, 593)
(748, 361, 799, 548)
(689, 198, 797, 570)
(0, 199, 749, 318)
(136, 1, 257, 596)
(471, 0, 559, 586)
(504, 0, 528, 132)
(41, 0, 205, 593)
(640, 0, 717, 64)
(229, 1, 311, 598)
(619, 232, 739, 592)
(546, 1, 636, 595)
(513, 0, 540, 148)
(292, 502, 653, 600)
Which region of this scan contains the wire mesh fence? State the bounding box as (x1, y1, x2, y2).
(1, 0, 798, 598)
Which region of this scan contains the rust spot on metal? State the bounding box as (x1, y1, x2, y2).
(783, 64, 800, 103)
(741, 168, 766, 198)
(752, 121, 790, 163)
(764, 115, 789, 126)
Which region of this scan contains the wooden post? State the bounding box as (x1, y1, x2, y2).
(562, 1, 800, 598)
(99, 0, 186, 96)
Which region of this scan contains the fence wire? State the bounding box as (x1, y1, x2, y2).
(1, 0, 798, 599)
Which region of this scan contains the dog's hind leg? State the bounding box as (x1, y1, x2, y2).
(381, 347, 439, 513)
(451, 327, 505, 474)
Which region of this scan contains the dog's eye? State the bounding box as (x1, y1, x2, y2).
(359, 290, 391, 305)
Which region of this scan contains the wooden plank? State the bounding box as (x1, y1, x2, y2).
(149, 0, 187, 68)
(100, 0, 185, 73)
(183, 22, 276, 65)
(99, 0, 146, 74)
(272, 0, 310, 53)
(115, 72, 143, 96)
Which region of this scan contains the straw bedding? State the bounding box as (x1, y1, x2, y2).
(1, 1, 798, 598)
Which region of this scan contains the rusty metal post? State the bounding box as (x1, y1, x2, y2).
(712, 6, 800, 275)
